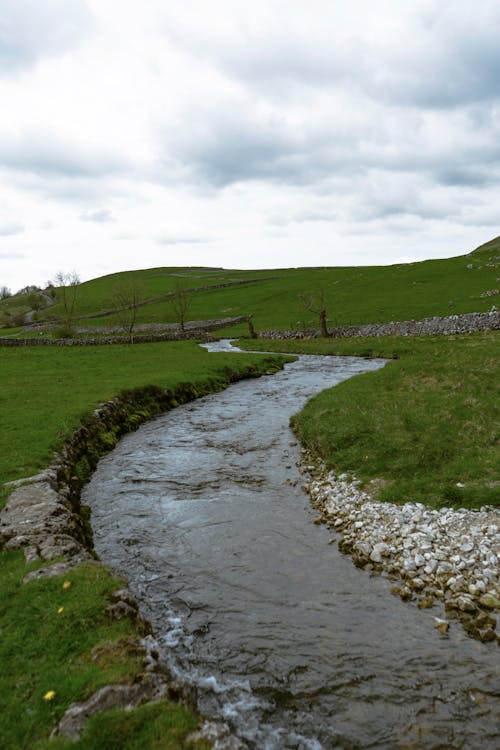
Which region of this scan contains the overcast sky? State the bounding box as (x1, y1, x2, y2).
(1, 0, 499, 291)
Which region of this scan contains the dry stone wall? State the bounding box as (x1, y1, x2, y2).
(0, 316, 247, 347)
(259, 311, 500, 339)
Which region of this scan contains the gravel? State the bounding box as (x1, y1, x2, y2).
(302, 459, 500, 643)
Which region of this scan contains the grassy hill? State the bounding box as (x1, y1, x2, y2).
(2, 236, 499, 334)
(0, 239, 498, 748)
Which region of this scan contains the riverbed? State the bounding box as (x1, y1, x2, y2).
(82, 342, 499, 749)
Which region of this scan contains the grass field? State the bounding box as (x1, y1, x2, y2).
(1, 236, 499, 747)
(0, 342, 288, 749)
(1, 236, 499, 334)
(237, 332, 500, 510)
(0, 342, 287, 487)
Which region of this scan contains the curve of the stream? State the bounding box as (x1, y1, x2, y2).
(82, 341, 499, 749)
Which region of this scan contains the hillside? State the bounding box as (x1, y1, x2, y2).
(1, 236, 499, 335)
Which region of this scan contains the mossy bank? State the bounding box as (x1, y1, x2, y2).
(0, 342, 290, 749)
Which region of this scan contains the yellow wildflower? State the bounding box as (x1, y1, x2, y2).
(62, 581, 71, 590)
(44, 691, 56, 701)
(57, 607, 64, 614)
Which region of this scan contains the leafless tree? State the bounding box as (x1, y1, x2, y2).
(54, 270, 80, 333)
(169, 280, 193, 331)
(247, 314, 258, 339)
(0, 286, 12, 300)
(110, 281, 145, 343)
(298, 289, 330, 337)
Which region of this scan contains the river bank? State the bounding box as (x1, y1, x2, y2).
(302, 457, 500, 643)
(83, 345, 500, 748)
(0, 342, 289, 749)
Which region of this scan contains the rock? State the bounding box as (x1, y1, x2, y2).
(478, 628, 497, 643)
(299, 456, 500, 642)
(433, 618, 450, 634)
(414, 554, 426, 568)
(188, 721, 247, 750)
(460, 540, 474, 553)
(410, 578, 425, 591)
(52, 674, 168, 741)
(424, 560, 437, 575)
(0, 481, 89, 561)
(23, 560, 84, 584)
(23, 546, 40, 564)
(479, 593, 500, 610)
(106, 601, 138, 621)
(370, 542, 388, 563)
(474, 612, 496, 630)
(418, 594, 435, 609)
(110, 588, 139, 609)
(451, 595, 477, 613)
(403, 558, 416, 572)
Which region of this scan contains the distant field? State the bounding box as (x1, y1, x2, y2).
(2, 236, 499, 334)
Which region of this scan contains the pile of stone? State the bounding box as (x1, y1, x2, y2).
(303, 461, 500, 643)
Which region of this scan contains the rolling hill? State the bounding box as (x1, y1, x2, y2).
(1, 236, 499, 335)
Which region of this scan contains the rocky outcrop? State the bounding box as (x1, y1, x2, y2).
(0, 476, 92, 563)
(260, 310, 500, 339)
(303, 459, 500, 643)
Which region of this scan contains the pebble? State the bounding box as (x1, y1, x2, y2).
(434, 618, 450, 634)
(303, 460, 500, 641)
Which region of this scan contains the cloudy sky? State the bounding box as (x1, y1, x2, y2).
(1, 0, 500, 291)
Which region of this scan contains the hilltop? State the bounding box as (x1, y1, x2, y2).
(1, 236, 499, 336)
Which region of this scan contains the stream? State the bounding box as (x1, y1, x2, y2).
(82, 341, 500, 749)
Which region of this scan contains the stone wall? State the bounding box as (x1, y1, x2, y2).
(0, 316, 248, 347)
(259, 311, 500, 340)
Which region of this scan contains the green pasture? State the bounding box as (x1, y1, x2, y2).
(2, 236, 498, 334)
(1, 235, 499, 747)
(238, 332, 499, 509)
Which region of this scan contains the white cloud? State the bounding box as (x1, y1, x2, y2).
(1, 0, 499, 291)
(0, 0, 93, 73)
(80, 209, 114, 223)
(0, 220, 24, 236)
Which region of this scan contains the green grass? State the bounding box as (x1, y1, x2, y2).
(0, 553, 208, 750)
(237, 333, 500, 509)
(0, 341, 288, 486)
(0, 341, 289, 749)
(40, 701, 210, 750)
(3, 236, 499, 333)
(1, 235, 499, 746)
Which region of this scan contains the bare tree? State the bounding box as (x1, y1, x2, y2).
(169, 280, 193, 331)
(298, 289, 330, 337)
(54, 270, 80, 334)
(0, 286, 12, 300)
(247, 314, 258, 339)
(110, 280, 145, 343)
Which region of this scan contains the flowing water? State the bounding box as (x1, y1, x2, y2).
(83, 341, 499, 749)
